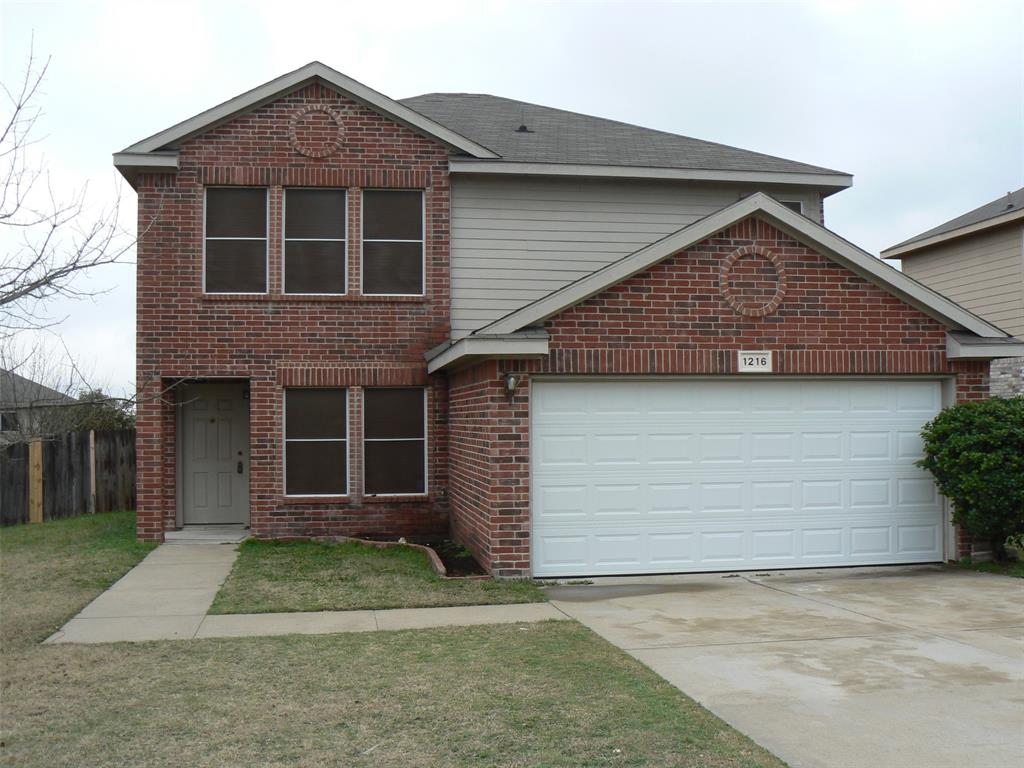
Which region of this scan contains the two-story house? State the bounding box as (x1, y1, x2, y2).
(882, 187, 1024, 397)
(115, 62, 1022, 577)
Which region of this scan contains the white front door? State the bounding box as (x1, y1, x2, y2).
(180, 382, 250, 525)
(531, 378, 943, 577)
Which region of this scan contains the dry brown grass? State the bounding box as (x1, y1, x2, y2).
(0, 514, 787, 768)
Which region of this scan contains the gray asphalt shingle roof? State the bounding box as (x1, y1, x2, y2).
(0, 369, 78, 409)
(889, 187, 1024, 251)
(399, 93, 847, 177)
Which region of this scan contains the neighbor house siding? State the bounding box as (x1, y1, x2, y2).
(449, 176, 825, 337)
(899, 224, 1024, 337)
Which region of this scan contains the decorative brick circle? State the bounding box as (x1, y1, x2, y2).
(288, 104, 345, 158)
(719, 246, 788, 317)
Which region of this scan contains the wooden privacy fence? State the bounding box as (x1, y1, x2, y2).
(0, 429, 135, 526)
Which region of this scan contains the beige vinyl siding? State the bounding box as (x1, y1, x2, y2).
(450, 176, 824, 337)
(900, 224, 1024, 337)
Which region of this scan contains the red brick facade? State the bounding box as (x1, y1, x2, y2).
(135, 87, 989, 570)
(447, 218, 989, 576)
(135, 83, 451, 541)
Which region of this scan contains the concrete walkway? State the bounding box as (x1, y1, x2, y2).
(45, 543, 564, 644)
(549, 566, 1024, 768)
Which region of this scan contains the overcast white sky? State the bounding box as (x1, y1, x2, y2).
(1, 0, 1022, 395)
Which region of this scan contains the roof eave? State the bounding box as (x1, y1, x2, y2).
(882, 207, 1024, 259)
(425, 333, 549, 374)
(947, 332, 1024, 360)
(448, 159, 853, 192)
(113, 151, 180, 189)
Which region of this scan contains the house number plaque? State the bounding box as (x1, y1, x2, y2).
(738, 351, 772, 373)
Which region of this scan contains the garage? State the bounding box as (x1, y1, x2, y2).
(531, 378, 945, 577)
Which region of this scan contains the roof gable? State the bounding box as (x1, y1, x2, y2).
(474, 193, 1008, 339)
(114, 62, 498, 185)
(882, 186, 1024, 258)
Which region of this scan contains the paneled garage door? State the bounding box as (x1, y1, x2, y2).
(531, 379, 944, 577)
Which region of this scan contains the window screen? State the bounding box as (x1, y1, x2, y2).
(362, 191, 424, 295)
(284, 189, 347, 294)
(780, 200, 803, 214)
(285, 389, 347, 495)
(205, 188, 267, 293)
(363, 388, 425, 495)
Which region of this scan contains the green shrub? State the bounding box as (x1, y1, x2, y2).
(917, 397, 1024, 558)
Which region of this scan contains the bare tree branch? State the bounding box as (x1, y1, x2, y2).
(0, 38, 133, 339)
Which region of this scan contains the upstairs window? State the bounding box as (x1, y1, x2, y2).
(780, 200, 804, 214)
(284, 389, 348, 496)
(204, 187, 268, 293)
(362, 190, 424, 295)
(363, 388, 426, 495)
(284, 189, 347, 294)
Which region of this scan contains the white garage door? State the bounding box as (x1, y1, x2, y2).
(531, 379, 944, 577)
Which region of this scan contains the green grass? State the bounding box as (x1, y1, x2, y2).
(209, 538, 546, 614)
(0, 511, 157, 648)
(0, 514, 786, 767)
(957, 558, 1024, 578)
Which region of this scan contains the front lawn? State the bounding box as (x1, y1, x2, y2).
(0, 510, 156, 647)
(209, 538, 546, 614)
(0, 514, 785, 768)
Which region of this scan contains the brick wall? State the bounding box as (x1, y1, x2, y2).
(135, 83, 451, 540)
(447, 217, 990, 576)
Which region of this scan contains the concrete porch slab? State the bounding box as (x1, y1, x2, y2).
(165, 526, 249, 544)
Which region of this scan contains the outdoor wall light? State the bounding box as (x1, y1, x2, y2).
(503, 372, 521, 399)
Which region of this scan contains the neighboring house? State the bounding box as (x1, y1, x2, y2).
(0, 369, 79, 443)
(114, 62, 1022, 576)
(882, 188, 1024, 397)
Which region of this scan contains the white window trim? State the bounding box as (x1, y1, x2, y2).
(779, 199, 804, 214)
(283, 388, 351, 498)
(202, 186, 269, 295)
(362, 387, 428, 497)
(282, 187, 349, 296)
(360, 189, 426, 297)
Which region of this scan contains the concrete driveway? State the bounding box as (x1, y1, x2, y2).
(548, 566, 1023, 768)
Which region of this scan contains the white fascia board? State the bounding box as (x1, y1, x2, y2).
(477, 192, 1007, 339)
(117, 62, 498, 159)
(426, 336, 549, 374)
(112, 151, 180, 188)
(882, 209, 1024, 259)
(448, 159, 853, 191)
(946, 334, 1024, 359)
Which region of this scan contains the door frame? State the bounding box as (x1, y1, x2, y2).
(528, 374, 956, 576)
(175, 378, 252, 528)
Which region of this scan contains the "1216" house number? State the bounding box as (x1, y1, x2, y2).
(738, 351, 773, 373)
